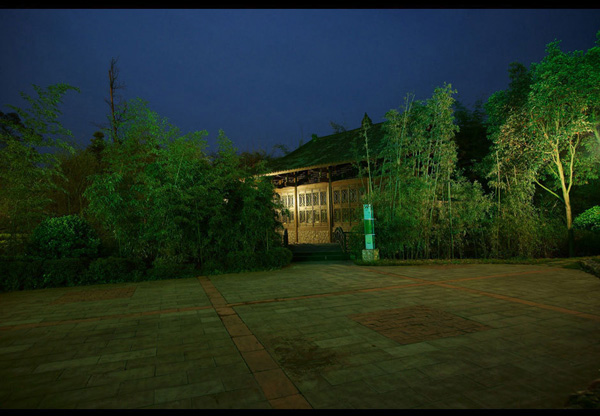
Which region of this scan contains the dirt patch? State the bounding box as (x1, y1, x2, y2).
(266, 336, 346, 378)
(349, 305, 490, 345)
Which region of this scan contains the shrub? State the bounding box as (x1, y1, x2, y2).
(200, 247, 292, 275)
(263, 247, 293, 269)
(0, 256, 45, 291)
(41, 258, 90, 287)
(574, 206, 600, 233)
(28, 215, 100, 259)
(146, 257, 197, 281)
(84, 257, 146, 285)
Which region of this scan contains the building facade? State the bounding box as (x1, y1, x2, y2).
(265, 115, 385, 244)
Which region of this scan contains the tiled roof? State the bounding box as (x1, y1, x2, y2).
(267, 122, 387, 175)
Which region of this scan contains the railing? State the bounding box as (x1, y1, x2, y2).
(333, 227, 362, 253)
(333, 227, 346, 251)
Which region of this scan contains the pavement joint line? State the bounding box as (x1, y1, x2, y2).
(362, 267, 600, 322)
(435, 282, 600, 322)
(0, 305, 214, 332)
(3, 266, 598, 334)
(196, 275, 313, 409)
(360, 266, 548, 284)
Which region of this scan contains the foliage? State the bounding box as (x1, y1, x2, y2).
(0, 84, 79, 246)
(84, 99, 288, 272)
(366, 84, 472, 260)
(0, 256, 45, 291)
(452, 100, 491, 185)
(84, 256, 146, 285)
(485, 35, 600, 256)
(47, 145, 104, 217)
(573, 206, 600, 232)
(41, 257, 91, 287)
(488, 179, 564, 258)
(201, 247, 292, 275)
(28, 215, 100, 259)
(146, 257, 197, 280)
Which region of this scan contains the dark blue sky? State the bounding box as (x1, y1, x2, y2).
(1, 9, 599, 155)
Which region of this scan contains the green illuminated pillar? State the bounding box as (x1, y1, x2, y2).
(363, 204, 375, 249)
(362, 204, 379, 261)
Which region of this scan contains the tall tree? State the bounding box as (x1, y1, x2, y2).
(489, 34, 600, 256)
(452, 100, 491, 185)
(107, 57, 127, 144)
(0, 84, 79, 242)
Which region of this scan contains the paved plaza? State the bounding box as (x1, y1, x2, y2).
(0, 260, 599, 409)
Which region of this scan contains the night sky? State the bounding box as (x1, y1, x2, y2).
(1, 9, 599, 155)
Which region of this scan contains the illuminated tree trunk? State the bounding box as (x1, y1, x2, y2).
(556, 155, 575, 257)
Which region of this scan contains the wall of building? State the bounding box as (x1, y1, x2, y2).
(275, 177, 365, 245)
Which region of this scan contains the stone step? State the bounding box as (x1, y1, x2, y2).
(292, 252, 351, 262)
(287, 243, 350, 262)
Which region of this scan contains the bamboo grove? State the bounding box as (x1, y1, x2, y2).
(354, 34, 600, 260)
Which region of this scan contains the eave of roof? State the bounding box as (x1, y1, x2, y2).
(265, 122, 386, 176)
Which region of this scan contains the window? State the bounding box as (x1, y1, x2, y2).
(342, 189, 349, 204)
(349, 188, 357, 203)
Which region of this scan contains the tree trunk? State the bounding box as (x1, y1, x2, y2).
(564, 193, 574, 258)
(556, 154, 575, 257)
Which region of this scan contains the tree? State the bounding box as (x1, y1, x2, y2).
(490, 36, 600, 257)
(106, 57, 127, 144)
(369, 84, 484, 260)
(452, 100, 491, 185)
(84, 98, 284, 270)
(0, 84, 79, 245)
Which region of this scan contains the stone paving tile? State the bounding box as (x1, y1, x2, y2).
(252, 368, 299, 400)
(2, 374, 91, 405)
(36, 383, 121, 408)
(118, 371, 188, 395)
(141, 398, 191, 409)
(463, 379, 551, 409)
(86, 365, 156, 387)
(268, 394, 310, 409)
(154, 379, 225, 404)
(58, 360, 127, 379)
(0, 263, 599, 409)
(189, 386, 268, 409)
(75, 389, 156, 409)
(416, 394, 485, 409)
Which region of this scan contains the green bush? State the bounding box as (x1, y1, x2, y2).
(263, 247, 293, 269)
(200, 247, 292, 275)
(42, 258, 90, 287)
(28, 215, 100, 259)
(574, 206, 600, 233)
(0, 256, 45, 291)
(84, 257, 146, 285)
(146, 257, 198, 280)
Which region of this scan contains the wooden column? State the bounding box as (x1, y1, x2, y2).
(328, 166, 333, 243)
(294, 171, 299, 243)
